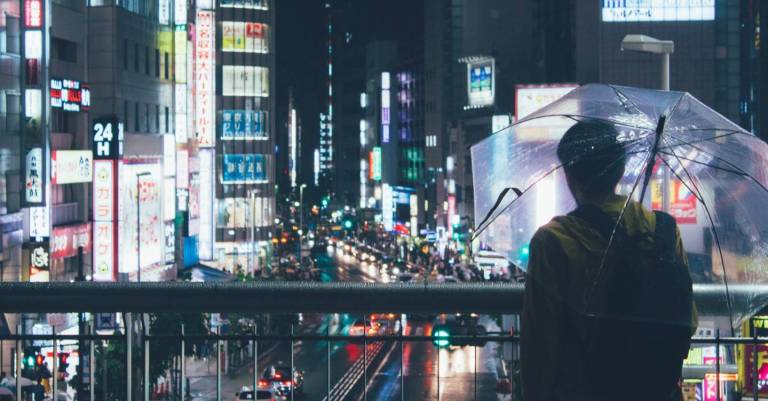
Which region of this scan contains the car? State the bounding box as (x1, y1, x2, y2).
(260, 364, 304, 396)
(235, 386, 282, 401)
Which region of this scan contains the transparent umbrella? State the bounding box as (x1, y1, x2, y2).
(472, 83, 768, 333)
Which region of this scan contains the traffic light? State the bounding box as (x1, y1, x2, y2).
(431, 322, 487, 348)
(432, 327, 451, 348)
(23, 349, 36, 369)
(58, 352, 70, 373)
(321, 196, 330, 208)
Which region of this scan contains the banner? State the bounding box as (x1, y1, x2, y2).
(52, 150, 93, 184)
(51, 223, 91, 259)
(221, 154, 266, 184)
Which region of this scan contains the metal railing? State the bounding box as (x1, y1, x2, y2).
(1, 328, 765, 401)
(0, 282, 762, 401)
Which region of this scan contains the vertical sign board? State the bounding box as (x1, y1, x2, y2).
(382, 184, 394, 232)
(198, 149, 214, 260)
(25, 148, 43, 203)
(91, 118, 122, 281)
(195, 11, 215, 148)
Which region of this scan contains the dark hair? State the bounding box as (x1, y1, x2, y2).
(556, 119, 626, 196)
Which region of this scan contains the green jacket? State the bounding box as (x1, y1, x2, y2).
(520, 195, 696, 401)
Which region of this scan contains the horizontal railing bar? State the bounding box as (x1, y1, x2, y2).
(0, 281, 747, 314)
(3, 334, 768, 344)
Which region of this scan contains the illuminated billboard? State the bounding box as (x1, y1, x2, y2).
(371, 147, 382, 181)
(221, 110, 268, 140)
(467, 59, 494, 107)
(602, 0, 715, 22)
(222, 66, 269, 97)
(219, 0, 267, 10)
(515, 84, 578, 121)
(221, 154, 266, 184)
(199, 150, 215, 260)
(50, 78, 91, 112)
(222, 22, 268, 53)
(52, 150, 92, 184)
(195, 11, 216, 147)
(119, 163, 164, 273)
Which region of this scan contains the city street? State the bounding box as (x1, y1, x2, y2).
(184, 249, 503, 401)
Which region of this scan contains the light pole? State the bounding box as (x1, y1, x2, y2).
(299, 184, 307, 256)
(620, 34, 675, 91)
(135, 171, 151, 283)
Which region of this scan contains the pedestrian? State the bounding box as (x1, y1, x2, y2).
(520, 120, 696, 401)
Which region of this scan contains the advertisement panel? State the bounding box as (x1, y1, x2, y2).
(222, 22, 268, 53)
(602, 0, 715, 22)
(382, 184, 394, 231)
(177, 149, 189, 188)
(221, 110, 267, 140)
(467, 60, 494, 107)
(195, 11, 216, 147)
(29, 205, 49, 238)
(25, 148, 43, 203)
(199, 149, 214, 260)
(515, 84, 578, 121)
(371, 147, 382, 181)
(93, 160, 115, 221)
(740, 316, 768, 397)
(221, 154, 266, 184)
(221, 66, 269, 97)
(24, 0, 42, 27)
(163, 135, 175, 176)
(174, 0, 186, 24)
(28, 243, 49, 281)
(119, 164, 163, 273)
(164, 177, 176, 220)
(92, 118, 124, 159)
(50, 78, 90, 112)
(92, 222, 114, 281)
(219, 0, 266, 10)
(164, 222, 175, 263)
(651, 179, 697, 225)
(52, 150, 92, 184)
(51, 223, 91, 259)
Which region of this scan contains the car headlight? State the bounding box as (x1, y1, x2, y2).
(382, 263, 388, 269)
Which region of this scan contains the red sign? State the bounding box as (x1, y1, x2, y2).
(24, 0, 42, 27)
(51, 223, 92, 259)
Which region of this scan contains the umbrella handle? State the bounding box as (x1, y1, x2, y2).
(473, 187, 522, 240)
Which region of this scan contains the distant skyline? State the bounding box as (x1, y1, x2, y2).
(275, 0, 424, 200)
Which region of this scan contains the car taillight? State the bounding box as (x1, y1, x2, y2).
(282, 381, 292, 386)
(259, 380, 268, 387)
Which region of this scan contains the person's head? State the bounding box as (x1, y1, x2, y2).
(557, 119, 626, 204)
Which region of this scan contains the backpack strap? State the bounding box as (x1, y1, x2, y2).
(653, 211, 678, 260)
(568, 204, 623, 241)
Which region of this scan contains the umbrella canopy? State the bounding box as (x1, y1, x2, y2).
(472, 84, 768, 331)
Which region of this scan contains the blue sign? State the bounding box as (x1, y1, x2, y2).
(221, 154, 267, 184)
(221, 110, 234, 139)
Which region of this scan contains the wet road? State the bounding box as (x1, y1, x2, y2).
(186, 246, 503, 401)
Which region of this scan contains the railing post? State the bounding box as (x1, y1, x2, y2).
(363, 319, 367, 401)
(53, 326, 58, 401)
(715, 329, 720, 401)
(15, 324, 21, 401)
(181, 324, 186, 401)
(216, 328, 221, 401)
(90, 320, 95, 401)
(290, 324, 295, 401)
(144, 319, 150, 401)
(754, 328, 759, 401)
(253, 325, 258, 395)
(474, 344, 478, 401)
(400, 337, 404, 401)
(327, 324, 331, 401)
(127, 313, 133, 401)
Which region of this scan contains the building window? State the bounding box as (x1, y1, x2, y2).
(165, 106, 170, 133)
(145, 103, 150, 132)
(145, 46, 150, 75)
(134, 102, 139, 132)
(52, 37, 77, 63)
(124, 100, 129, 131)
(164, 52, 169, 79)
(134, 44, 139, 73)
(123, 39, 129, 70)
(155, 105, 160, 132)
(155, 49, 160, 77)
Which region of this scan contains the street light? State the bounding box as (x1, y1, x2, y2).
(620, 34, 674, 91)
(135, 171, 151, 283)
(299, 184, 308, 257)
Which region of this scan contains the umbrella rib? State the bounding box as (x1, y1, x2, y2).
(608, 84, 658, 124)
(516, 113, 656, 131)
(473, 147, 651, 240)
(661, 130, 741, 148)
(656, 155, 706, 204)
(662, 137, 768, 195)
(660, 135, 736, 335)
(657, 151, 750, 178)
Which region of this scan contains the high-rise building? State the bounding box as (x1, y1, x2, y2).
(211, 0, 276, 273)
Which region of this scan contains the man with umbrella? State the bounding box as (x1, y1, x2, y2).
(520, 119, 696, 401)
